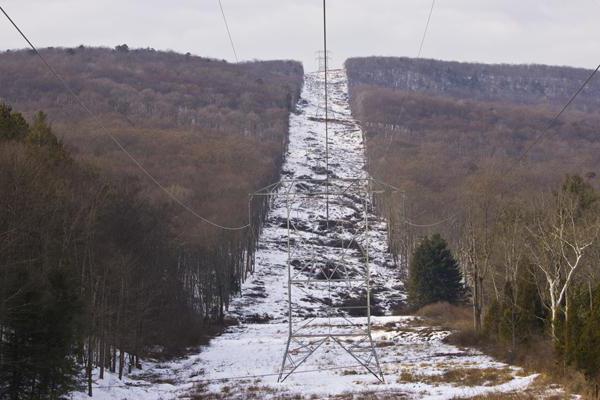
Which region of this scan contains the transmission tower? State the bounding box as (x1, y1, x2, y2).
(315, 50, 332, 72)
(259, 0, 397, 384)
(314, 50, 332, 119)
(255, 178, 396, 383)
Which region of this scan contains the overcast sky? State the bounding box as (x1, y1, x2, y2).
(1, 1, 599, 71)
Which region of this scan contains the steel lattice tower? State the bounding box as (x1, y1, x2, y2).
(254, 178, 397, 383)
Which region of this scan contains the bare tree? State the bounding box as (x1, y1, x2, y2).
(458, 175, 498, 333)
(527, 189, 599, 342)
(493, 204, 528, 349)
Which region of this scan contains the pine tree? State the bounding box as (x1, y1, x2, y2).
(407, 233, 465, 309)
(484, 270, 545, 348)
(1, 267, 80, 399)
(0, 103, 29, 141)
(565, 284, 600, 383)
(25, 112, 69, 163)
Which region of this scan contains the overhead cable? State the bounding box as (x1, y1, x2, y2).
(217, 0, 239, 63)
(0, 5, 250, 231)
(510, 64, 600, 171)
(417, 0, 436, 58)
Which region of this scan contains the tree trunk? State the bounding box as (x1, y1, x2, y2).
(99, 336, 105, 379)
(128, 353, 133, 374)
(87, 336, 93, 397)
(511, 303, 516, 351)
(589, 280, 593, 312)
(111, 346, 116, 373)
(118, 349, 124, 380)
(472, 270, 482, 333)
(563, 290, 570, 370)
(550, 304, 558, 344)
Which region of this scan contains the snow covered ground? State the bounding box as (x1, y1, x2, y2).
(73, 317, 552, 400)
(73, 70, 566, 399)
(229, 69, 404, 323)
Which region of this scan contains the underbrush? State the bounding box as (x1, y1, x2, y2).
(452, 394, 546, 399)
(147, 318, 237, 360)
(416, 302, 597, 399)
(399, 367, 514, 387)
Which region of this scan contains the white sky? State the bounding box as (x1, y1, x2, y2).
(1, 0, 599, 71)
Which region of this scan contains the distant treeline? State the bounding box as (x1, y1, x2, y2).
(0, 46, 303, 398)
(346, 56, 600, 395)
(346, 56, 600, 113)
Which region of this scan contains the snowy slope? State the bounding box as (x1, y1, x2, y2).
(73, 70, 568, 400)
(228, 69, 404, 323)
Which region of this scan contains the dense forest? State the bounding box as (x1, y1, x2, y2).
(346, 56, 600, 245)
(0, 46, 303, 398)
(347, 56, 600, 394)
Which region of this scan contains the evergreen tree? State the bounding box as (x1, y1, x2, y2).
(0, 105, 78, 399)
(563, 284, 600, 383)
(25, 112, 69, 163)
(561, 174, 598, 215)
(1, 268, 80, 399)
(0, 103, 29, 141)
(484, 269, 545, 347)
(407, 233, 465, 308)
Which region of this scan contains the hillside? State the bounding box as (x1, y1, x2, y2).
(0, 47, 303, 231)
(346, 56, 600, 112)
(3, 47, 596, 398)
(346, 56, 600, 397)
(64, 69, 562, 400)
(0, 46, 303, 397)
(346, 57, 600, 243)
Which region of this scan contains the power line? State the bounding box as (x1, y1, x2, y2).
(323, 0, 330, 224)
(217, 0, 239, 63)
(508, 63, 600, 174)
(417, 0, 436, 58)
(380, 0, 436, 153)
(402, 64, 600, 227)
(405, 213, 457, 228)
(375, 0, 450, 229)
(0, 5, 250, 231)
(403, 64, 599, 226)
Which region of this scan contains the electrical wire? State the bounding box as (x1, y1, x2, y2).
(371, 0, 452, 229)
(507, 63, 600, 175)
(405, 213, 458, 228)
(377, 0, 435, 151)
(323, 0, 330, 223)
(417, 0, 436, 58)
(0, 5, 250, 231)
(217, 0, 239, 63)
(403, 64, 600, 225)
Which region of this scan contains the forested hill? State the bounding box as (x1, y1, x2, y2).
(345, 55, 600, 268)
(0, 46, 302, 397)
(345, 56, 600, 395)
(346, 56, 600, 112)
(0, 46, 303, 232)
(0, 46, 303, 128)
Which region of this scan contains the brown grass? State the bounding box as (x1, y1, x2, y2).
(416, 302, 472, 330)
(399, 367, 514, 387)
(452, 394, 544, 399)
(414, 302, 598, 399)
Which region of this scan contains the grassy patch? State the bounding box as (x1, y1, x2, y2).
(341, 369, 360, 376)
(416, 302, 472, 332)
(399, 367, 514, 387)
(414, 303, 597, 399)
(452, 394, 540, 399)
